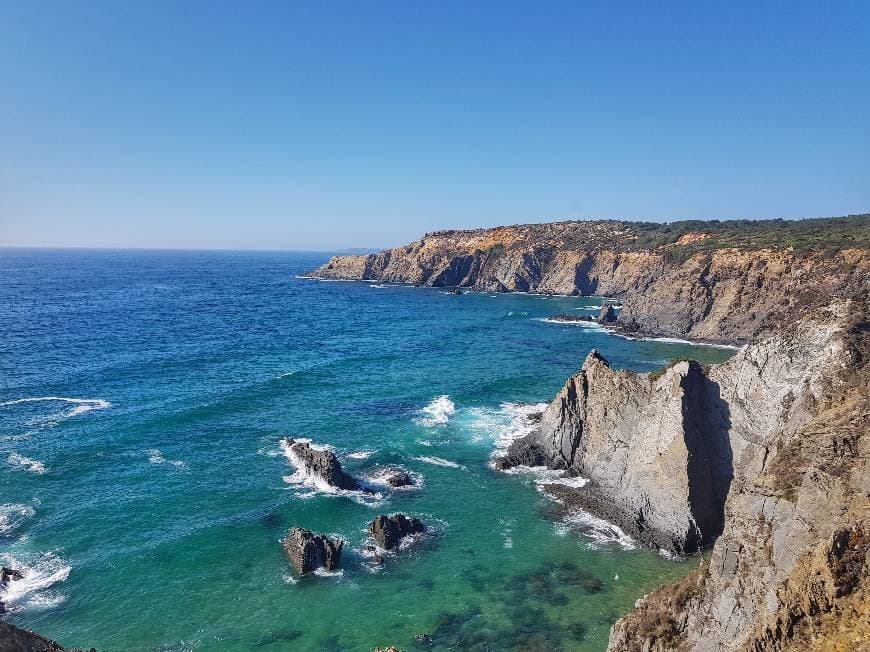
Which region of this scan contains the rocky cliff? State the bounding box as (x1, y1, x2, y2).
(310, 216, 869, 343)
(498, 295, 868, 650)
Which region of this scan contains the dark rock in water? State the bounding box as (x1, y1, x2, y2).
(414, 632, 433, 647)
(449, 288, 463, 295)
(549, 314, 595, 323)
(369, 514, 426, 550)
(597, 303, 617, 324)
(280, 437, 361, 491)
(1, 567, 23, 583)
(494, 440, 552, 471)
(383, 469, 414, 487)
(282, 527, 344, 574)
(0, 622, 96, 652)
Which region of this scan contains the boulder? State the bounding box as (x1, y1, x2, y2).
(282, 527, 344, 574)
(0, 567, 23, 583)
(383, 469, 414, 487)
(369, 514, 426, 550)
(281, 438, 361, 491)
(548, 314, 595, 323)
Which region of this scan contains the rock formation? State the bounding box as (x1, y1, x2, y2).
(280, 438, 362, 491)
(597, 303, 617, 324)
(369, 514, 426, 550)
(308, 215, 869, 344)
(0, 566, 23, 614)
(282, 527, 344, 574)
(381, 469, 414, 487)
(497, 295, 868, 650)
(0, 622, 95, 652)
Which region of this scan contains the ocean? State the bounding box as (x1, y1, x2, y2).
(0, 249, 733, 651)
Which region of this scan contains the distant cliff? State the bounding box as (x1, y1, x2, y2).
(311, 215, 870, 344)
(498, 296, 868, 651)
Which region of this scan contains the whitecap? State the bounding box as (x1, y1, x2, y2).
(412, 455, 465, 470)
(345, 450, 375, 460)
(0, 504, 35, 536)
(475, 402, 548, 461)
(414, 396, 456, 426)
(145, 449, 186, 469)
(613, 333, 739, 349)
(312, 568, 344, 578)
(0, 397, 111, 417)
(7, 453, 46, 475)
(0, 551, 71, 613)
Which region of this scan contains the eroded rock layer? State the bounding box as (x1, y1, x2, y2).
(310, 216, 869, 343)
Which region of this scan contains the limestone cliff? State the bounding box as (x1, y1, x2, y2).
(310, 216, 869, 343)
(498, 296, 868, 650)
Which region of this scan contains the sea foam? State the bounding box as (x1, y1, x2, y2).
(415, 396, 456, 426)
(0, 551, 71, 613)
(7, 453, 46, 474)
(412, 456, 465, 470)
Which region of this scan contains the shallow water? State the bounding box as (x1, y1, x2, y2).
(0, 249, 732, 651)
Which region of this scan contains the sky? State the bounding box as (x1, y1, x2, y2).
(0, 1, 868, 250)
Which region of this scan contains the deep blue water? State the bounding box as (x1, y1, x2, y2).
(0, 249, 732, 651)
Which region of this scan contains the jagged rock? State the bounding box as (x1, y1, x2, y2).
(0, 622, 96, 652)
(382, 469, 414, 487)
(0, 567, 23, 583)
(448, 287, 463, 295)
(597, 303, 617, 323)
(369, 514, 426, 550)
(280, 438, 361, 491)
(282, 527, 344, 574)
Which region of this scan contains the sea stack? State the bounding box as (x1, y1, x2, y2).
(280, 437, 362, 491)
(282, 527, 344, 574)
(369, 514, 426, 550)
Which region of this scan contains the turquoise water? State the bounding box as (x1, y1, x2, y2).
(0, 250, 733, 651)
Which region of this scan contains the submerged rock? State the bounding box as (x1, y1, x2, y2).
(369, 514, 426, 550)
(282, 527, 344, 574)
(280, 438, 361, 491)
(382, 469, 414, 487)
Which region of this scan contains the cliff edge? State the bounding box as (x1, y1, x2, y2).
(310, 215, 869, 344)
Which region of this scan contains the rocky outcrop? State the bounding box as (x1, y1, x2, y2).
(282, 527, 344, 574)
(0, 622, 95, 652)
(310, 216, 869, 343)
(369, 514, 426, 550)
(498, 300, 860, 560)
(0, 567, 23, 614)
(280, 438, 362, 491)
(597, 303, 617, 324)
(381, 469, 414, 488)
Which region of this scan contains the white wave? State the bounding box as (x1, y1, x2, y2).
(506, 311, 529, 317)
(534, 317, 604, 328)
(282, 573, 298, 584)
(0, 504, 35, 536)
(554, 509, 636, 550)
(412, 455, 465, 470)
(363, 467, 423, 490)
(0, 397, 111, 418)
(312, 568, 344, 578)
(345, 450, 375, 460)
(281, 440, 383, 506)
(274, 371, 296, 379)
(0, 551, 70, 613)
(482, 402, 548, 460)
(145, 449, 186, 469)
(613, 333, 739, 349)
(7, 453, 46, 474)
(415, 396, 455, 426)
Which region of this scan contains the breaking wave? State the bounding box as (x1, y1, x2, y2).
(0, 396, 111, 418)
(553, 509, 636, 550)
(145, 449, 186, 469)
(0, 551, 71, 613)
(415, 396, 456, 426)
(7, 453, 46, 474)
(0, 504, 35, 536)
(280, 440, 383, 507)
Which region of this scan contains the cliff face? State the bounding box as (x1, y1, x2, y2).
(310, 217, 869, 343)
(498, 297, 868, 651)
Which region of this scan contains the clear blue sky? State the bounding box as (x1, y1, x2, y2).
(1, 1, 868, 250)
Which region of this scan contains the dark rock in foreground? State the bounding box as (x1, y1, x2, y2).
(0, 622, 95, 652)
(280, 437, 361, 491)
(369, 514, 426, 550)
(282, 527, 344, 574)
